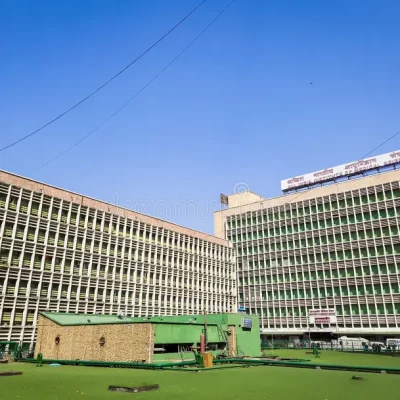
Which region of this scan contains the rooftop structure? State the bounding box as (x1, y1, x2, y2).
(35, 312, 260, 362)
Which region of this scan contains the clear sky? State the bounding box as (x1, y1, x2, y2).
(1, 0, 400, 234)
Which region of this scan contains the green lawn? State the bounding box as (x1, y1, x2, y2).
(265, 348, 400, 367)
(2, 355, 400, 400)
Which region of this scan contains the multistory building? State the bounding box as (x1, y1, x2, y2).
(215, 163, 400, 338)
(0, 171, 236, 343)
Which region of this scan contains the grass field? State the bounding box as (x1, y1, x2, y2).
(2, 351, 400, 400)
(265, 348, 400, 367)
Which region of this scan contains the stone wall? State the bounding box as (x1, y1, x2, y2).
(34, 316, 154, 363)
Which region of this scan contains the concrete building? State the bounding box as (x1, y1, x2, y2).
(0, 170, 236, 344)
(215, 155, 400, 339)
(35, 312, 260, 362)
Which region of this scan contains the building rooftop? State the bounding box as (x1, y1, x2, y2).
(216, 169, 400, 214)
(40, 312, 256, 327)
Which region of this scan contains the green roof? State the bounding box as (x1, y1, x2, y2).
(39, 312, 258, 327)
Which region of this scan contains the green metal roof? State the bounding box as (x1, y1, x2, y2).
(39, 312, 258, 327)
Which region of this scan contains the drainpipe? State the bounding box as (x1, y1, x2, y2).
(204, 309, 208, 351)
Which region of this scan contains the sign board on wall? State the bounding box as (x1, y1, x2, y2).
(242, 317, 253, 328)
(308, 309, 337, 324)
(281, 150, 400, 191)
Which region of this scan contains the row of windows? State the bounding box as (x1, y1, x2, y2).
(0, 310, 36, 325)
(239, 264, 398, 283)
(1, 220, 230, 262)
(251, 304, 400, 317)
(1, 275, 233, 297)
(237, 228, 399, 253)
(1, 284, 228, 302)
(240, 283, 399, 300)
(0, 250, 233, 280)
(0, 234, 233, 273)
(2, 277, 231, 294)
(2, 223, 215, 257)
(227, 186, 400, 227)
(0, 185, 231, 258)
(237, 244, 400, 261)
(228, 208, 400, 241)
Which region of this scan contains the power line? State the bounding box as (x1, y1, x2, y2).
(283, 130, 400, 207)
(32, 0, 237, 173)
(360, 131, 400, 159)
(0, 0, 207, 153)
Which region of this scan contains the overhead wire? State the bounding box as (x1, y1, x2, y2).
(0, 0, 207, 153)
(32, 0, 237, 173)
(360, 131, 400, 159)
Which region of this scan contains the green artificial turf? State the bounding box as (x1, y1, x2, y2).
(265, 348, 400, 368)
(1, 356, 400, 400)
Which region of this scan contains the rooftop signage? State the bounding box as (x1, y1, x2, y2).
(281, 150, 400, 191)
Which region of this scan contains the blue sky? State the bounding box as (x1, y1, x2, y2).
(1, 0, 400, 233)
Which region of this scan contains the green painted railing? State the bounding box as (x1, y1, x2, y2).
(16, 356, 400, 374)
(17, 357, 196, 369)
